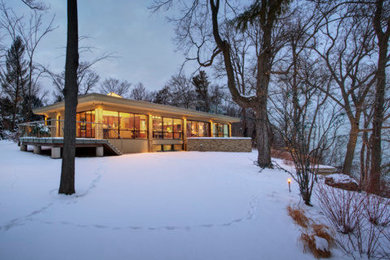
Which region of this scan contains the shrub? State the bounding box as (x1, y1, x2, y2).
(316, 183, 390, 258)
(316, 184, 363, 234)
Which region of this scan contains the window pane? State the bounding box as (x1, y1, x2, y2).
(191, 121, 198, 137)
(186, 121, 192, 137)
(152, 116, 163, 139)
(119, 112, 133, 139)
(163, 144, 172, 151)
(135, 114, 147, 139)
(173, 119, 182, 139)
(224, 124, 229, 137)
(103, 110, 119, 138)
(218, 124, 224, 137)
(204, 122, 210, 137)
(163, 117, 173, 139)
(198, 122, 205, 137)
(76, 111, 95, 138)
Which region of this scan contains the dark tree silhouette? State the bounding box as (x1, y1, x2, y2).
(192, 71, 210, 112)
(1, 36, 28, 130)
(59, 0, 79, 195)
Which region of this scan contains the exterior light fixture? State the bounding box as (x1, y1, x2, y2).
(287, 178, 292, 192)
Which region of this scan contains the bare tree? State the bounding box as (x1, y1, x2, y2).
(272, 55, 341, 205)
(368, 0, 390, 193)
(312, 4, 376, 176)
(152, 0, 293, 167)
(167, 74, 195, 108)
(46, 57, 105, 101)
(99, 77, 131, 97)
(130, 82, 150, 101)
(20, 0, 47, 11)
(17, 11, 55, 120)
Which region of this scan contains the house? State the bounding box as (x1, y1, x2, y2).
(18, 93, 251, 158)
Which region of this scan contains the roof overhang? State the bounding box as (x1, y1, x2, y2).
(33, 93, 240, 123)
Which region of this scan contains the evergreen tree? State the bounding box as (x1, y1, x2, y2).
(192, 70, 210, 112)
(153, 86, 172, 105)
(1, 36, 28, 130)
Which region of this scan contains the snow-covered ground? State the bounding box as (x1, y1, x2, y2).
(0, 141, 350, 260)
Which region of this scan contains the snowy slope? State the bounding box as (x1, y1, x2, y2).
(0, 141, 350, 260)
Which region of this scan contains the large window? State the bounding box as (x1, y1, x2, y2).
(152, 116, 182, 139)
(213, 123, 229, 137)
(186, 120, 210, 137)
(103, 110, 147, 139)
(76, 111, 95, 138)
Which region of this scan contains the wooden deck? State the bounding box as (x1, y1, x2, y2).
(19, 137, 122, 158)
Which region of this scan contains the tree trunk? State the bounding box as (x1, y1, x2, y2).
(367, 0, 389, 194)
(59, 0, 78, 195)
(360, 130, 370, 188)
(241, 107, 248, 137)
(255, 104, 271, 168)
(254, 23, 273, 168)
(342, 124, 359, 175)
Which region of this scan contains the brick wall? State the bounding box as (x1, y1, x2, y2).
(187, 137, 252, 152)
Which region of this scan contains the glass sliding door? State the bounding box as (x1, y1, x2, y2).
(103, 110, 148, 139)
(213, 123, 229, 137)
(76, 111, 95, 138)
(135, 114, 147, 139)
(153, 116, 183, 140)
(103, 111, 120, 139)
(187, 120, 210, 137)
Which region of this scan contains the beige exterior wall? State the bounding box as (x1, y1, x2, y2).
(107, 139, 149, 154)
(187, 138, 252, 152)
(152, 139, 183, 145)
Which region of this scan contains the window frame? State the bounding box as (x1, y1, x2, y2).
(152, 116, 183, 140)
(186, 120, 211, 137)
(102, 110, 148, 139)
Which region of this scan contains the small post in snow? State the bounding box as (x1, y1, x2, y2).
(287, 178, 291, 192)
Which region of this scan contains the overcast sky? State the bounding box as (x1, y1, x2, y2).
(8, 0, 196, 97)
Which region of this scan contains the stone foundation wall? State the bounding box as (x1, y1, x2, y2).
(187, 137, 252, 152)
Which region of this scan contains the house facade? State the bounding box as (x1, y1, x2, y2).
(19, 93, 251, 158)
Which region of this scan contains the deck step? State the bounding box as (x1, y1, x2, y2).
(104, 140, 122, 155)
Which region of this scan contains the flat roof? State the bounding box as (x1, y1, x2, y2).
(33, 93, 240, 123)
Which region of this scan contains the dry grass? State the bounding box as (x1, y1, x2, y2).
(312, 224, 334, 247)
(287, 205, 310, 228)
(301, 232, 331, 258)
(287, 205, 334, 258)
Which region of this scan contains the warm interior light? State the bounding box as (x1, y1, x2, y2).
(107, 92, 122, 98)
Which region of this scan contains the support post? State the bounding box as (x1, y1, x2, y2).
(210, 120, 214, 137)
(51, 147, 61, 159)
(148, 114, 153, 152)
(96, 146, 104, 157)
(33, 145, 41, 154)
(95, 107, 103, 139)
(183, 117, 187, 151)
(20, 144, 27, 151)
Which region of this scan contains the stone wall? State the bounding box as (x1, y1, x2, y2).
(187, 137, 252, 152)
